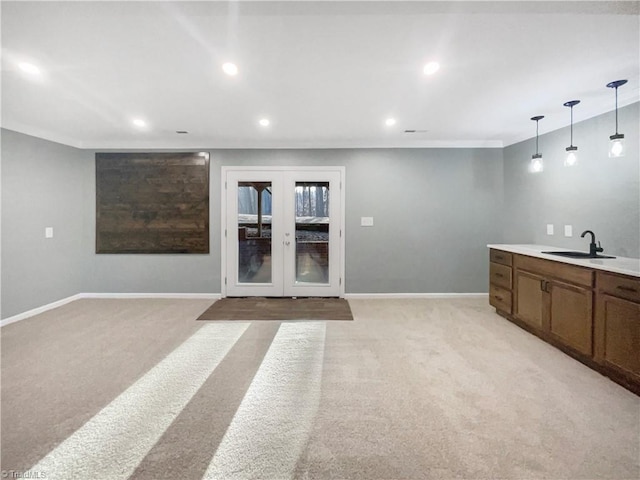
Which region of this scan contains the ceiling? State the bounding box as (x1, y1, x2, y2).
(2, 1, 639, 150)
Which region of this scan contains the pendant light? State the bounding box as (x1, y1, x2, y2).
(563, 100, 580, 166)
(529, 115, 544, 173)
(606, 79, 627, 157)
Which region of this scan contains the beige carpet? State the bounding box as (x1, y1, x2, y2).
(196, 297, 353, 321)
(1, 297, 638, 479)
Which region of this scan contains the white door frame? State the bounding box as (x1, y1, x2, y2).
(221, 166, 346, 298)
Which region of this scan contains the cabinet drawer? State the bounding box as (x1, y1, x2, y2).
(514, 254, 593, 288)
(490, 262, 512, 289)
(489, 284, 512, 313)
(490, 249, 513, 266)
(597, 272, 640, 303)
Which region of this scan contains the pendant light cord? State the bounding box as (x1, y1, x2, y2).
(536, 120, 539, 154)
(615, 86, 619, 135)
(570, 106, 574, 146)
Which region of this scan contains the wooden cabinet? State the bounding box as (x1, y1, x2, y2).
(548, 279, 593, 356)
(489, 249, 512, 314)
(514, 269, 545, 329)
(490, 248, 640, 395)
(489, 284, 512, 314)
(490, 249, 513, 267)
(513, 254, 593, 355)
(595, 272, 640, 385)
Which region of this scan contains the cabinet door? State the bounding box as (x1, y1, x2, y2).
(594, 294, 640, 380)
(515, 270, 545, 330)
(548, 280, 593, 356)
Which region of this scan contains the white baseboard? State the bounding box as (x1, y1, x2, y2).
(1, 293, 221, 327)
(1, 293, 84, 327)
(81, 293, 222, 300)
(2, 292, 487, 327)
(344, 293, 488, 299)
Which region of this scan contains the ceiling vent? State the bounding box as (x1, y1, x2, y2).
(404, 129, 428, 134)
(176, 130, 189, 134)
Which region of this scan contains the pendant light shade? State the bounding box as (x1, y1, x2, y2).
(529, 115, 544, 173)
(607, 79, 627, 158)
(563, 100, 580, 166)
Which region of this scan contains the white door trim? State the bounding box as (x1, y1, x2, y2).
(224, 170, 285, 297)
(221, 166, 345, 298)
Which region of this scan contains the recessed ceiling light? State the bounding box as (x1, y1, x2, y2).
(423, 61, 440, 75)
(222, 62, 238, 76)
(18, 62, 41, 76)
(259, 118, 270, 127)
(132, 118, 147, 128)
(385, 118, 397, 127)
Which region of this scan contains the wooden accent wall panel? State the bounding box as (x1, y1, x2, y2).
(96, 152, 210, 254)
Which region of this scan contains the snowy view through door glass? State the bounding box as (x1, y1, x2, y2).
(237, 182, 272, 283)
(295, 183, 330, 284)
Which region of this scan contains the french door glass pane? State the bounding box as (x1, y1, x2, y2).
(238, 182, 272, 283)
(295, 182, 329, 284)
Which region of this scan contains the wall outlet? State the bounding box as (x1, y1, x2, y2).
(45, 227, 54, 238)
(546, 224, 554, 235)
(564, 225, 573, 237)
(360, 217, 374, 227)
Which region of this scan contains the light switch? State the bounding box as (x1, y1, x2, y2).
(45, 227, 54, 238)
(564, 225, 573, 237)
(546, 224, 554, 235)
(360, 217, 374, 227)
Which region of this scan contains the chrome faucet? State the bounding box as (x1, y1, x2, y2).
(581, 230, 604, 257)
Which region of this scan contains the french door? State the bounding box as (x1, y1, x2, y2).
(223, 167, 344, 297)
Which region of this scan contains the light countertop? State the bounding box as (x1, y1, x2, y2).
(487, 244, 640, 278)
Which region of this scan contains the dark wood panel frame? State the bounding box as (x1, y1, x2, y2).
(96, 152, 210, 254)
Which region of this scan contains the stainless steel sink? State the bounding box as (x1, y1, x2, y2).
(542, 250, 616, 259)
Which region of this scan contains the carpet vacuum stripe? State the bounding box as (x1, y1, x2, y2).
(128, 322, 282, 480)
(30, 322, 250, 480)
(203, 322, 326, 480)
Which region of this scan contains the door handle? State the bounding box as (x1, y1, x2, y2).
(616, 285, 637, 293)
(540, 280, 550, 292)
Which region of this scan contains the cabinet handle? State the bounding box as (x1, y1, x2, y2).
(494, 273, 504, 278)
(495, 255, 504, 260)
(494, 295, 503, 301)
(616, 285, 637, 293)
(540, 279, 546, 292)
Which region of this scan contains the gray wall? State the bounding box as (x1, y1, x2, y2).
(1, 129, 92, 317)
(3, 101, 638, 318)
(503, 103, 640, 258)
(83, 147, 504, 296)
(212, 149, 504, 294)
(1, 132, 504, 317)
(83, 159, 217, 295)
